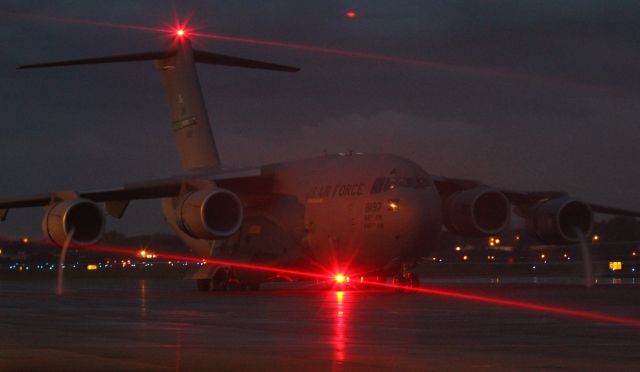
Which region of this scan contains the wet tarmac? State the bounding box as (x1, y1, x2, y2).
(1, 278, 639, 371)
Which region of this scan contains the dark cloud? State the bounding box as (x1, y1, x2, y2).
(1, 1, 639, 237)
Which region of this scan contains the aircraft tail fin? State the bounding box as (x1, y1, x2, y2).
(19, 40, 299, 171)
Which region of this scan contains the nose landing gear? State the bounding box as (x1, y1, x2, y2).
(391, 262, 420, 291)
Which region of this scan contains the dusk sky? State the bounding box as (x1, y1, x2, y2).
(1, 1, 639, 237)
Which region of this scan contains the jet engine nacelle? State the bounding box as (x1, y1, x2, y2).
(42, 199, 105, 247)
(443, 187, 510, 237)
(176, 188, 243, 239)
(527, 197, 593, 244)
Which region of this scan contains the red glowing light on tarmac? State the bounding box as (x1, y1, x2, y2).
(345, 10, 357, 18)
(333, 291, 347, 362)
(52, 241, 640, 328)
(176, 29, 185, 37)
(334, 274, 347, 283)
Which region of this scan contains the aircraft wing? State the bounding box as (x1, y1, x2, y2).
(433, 175, 640, 217)
(0, 167, 269, 221)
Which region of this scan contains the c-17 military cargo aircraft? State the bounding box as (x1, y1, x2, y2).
(2, 31, 639, 291)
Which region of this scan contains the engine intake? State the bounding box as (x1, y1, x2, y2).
(527, 197, 593, 244)
(443, 187, 510, 237)
(42, 199, 105, 247)
(176, 188, 243, 239)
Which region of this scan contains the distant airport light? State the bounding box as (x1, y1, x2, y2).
(87, 264, 98, 271)
(387, 201, 399, 212)
(592, 234, 600, 242)
(345, 10, 357, 18)
(609, 261, 622, 271)
(633, 252, 637, 257)
(463, 255, 468, 261)
(515, 234, 520, 241)
(455, 246, 461, 251)
(495, 238, 501, 245)
(540, 254, 546, 259)
(22, 237, 29, 244)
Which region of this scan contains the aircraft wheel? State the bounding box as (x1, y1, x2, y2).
(212, 279, 227, 291)
(242, 281, 260, 291)
(226, 279, 241, 291)
(212, 268, 230, 291)
(408, 272, 420, 288)
(392, 275, 407, 292)
(196, 279, 211, 292)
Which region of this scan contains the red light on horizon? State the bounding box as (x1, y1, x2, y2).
(345, 10, 357, 18)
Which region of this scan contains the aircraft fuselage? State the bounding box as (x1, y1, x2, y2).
(162, 153, 442, 275)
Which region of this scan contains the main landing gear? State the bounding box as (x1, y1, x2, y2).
(196, 267, 260, 292)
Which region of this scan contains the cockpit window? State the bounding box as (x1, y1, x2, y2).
(370, 177, 430, 194)
(370, 178, 387, 194)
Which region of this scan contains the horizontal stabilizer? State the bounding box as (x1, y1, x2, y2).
(19, 50, 177, 69)
(193, 50, 299, 72)
(19, 49, 299, 72)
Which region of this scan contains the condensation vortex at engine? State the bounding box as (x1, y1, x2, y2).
(64, 202, 103, 243)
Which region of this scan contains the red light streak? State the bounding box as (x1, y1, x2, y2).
(364, 280, 640, 328)
(51, 241, 640, 328)
(3, 10, 603, 91)
(188, 31, 603, 90)
(2, 11, 166, 34)
(84, 242, 328, 281)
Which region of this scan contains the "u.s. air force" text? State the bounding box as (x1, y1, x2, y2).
(306, 183, 365, 199)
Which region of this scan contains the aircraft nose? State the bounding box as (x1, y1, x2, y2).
(390, 188, 442, 255)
